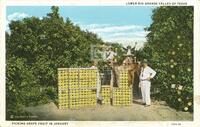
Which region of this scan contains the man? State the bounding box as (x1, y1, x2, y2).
(106, 47, 117, 62)
(139, 59, 156, 107)
(90, 60, 102, 104)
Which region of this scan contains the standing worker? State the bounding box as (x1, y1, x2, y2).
(106, 47, 117, 64)
(139, 59, 156, 107)
(90, 60, 102, 104)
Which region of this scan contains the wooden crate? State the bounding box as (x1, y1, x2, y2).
(58, 68, 98, 109)
(112, 87, 132, 106)
(101, 85, 111, 105)
(118, 70, 129, 88)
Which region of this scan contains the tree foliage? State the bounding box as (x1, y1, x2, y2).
(6, 6, 104, 119)
(138, 6, 193, 112)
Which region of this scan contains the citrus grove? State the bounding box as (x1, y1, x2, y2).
(6, 6, 193, 120)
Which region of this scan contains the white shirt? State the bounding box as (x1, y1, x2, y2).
(139, 66, 156, 81)
(127, 48, 132, 55)
(90, 66, 97, 69)
(106, 51, 117, 60)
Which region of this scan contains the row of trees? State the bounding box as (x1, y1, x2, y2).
(137, 6, 193, 112)
(6, 6, 104, 119)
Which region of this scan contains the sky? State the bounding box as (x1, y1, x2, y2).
(6, 6, 155, 49)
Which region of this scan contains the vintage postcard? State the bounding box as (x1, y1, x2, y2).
(0, 0, 200, 127)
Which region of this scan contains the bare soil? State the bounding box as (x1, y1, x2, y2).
(24, 99, 193, 121)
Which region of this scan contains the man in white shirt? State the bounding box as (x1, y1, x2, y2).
(139, 59, 156, 107)
(106, 48, 117, 61)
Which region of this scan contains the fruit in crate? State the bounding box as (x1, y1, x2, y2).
(58, 68, 98, 109)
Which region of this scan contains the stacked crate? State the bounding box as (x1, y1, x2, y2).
(58, 69, 69, 109)
(79, 69, 97, 88)
(58, 68, 98, 109)
(118, 70, 129, 88)
(112, 70, 132, 106)
(112, 88, 132, 106)
(101, 86, 111, 105)
(78, 89, 96, 108)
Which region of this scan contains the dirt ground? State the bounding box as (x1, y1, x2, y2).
(24, 99, 193, 121)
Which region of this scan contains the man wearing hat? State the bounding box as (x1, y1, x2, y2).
(139, 59, 156, 107)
